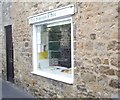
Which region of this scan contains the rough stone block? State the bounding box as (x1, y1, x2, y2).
(84, 41, 93, 51)
(111, 32, 118, 39)
(103, 59, 109, 65)
(76, 42, 83, 50)
(110, 57, 118, 68)
(109, 79, 120, 88)
(81, 72, 96, 83)
(103, 69, 115, 76)
(92, 57, 101, 65)
(99, 65, 110, 73)
(90, 34, 96, 40)
(107, 40, 118, 51)
(97, 75, 109, 86)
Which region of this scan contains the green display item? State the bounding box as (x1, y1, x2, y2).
(50, 51, 61, 58)
(49, 42, 60, 50)
(48, 26, 61, 41)
(49, 33, 61, 41)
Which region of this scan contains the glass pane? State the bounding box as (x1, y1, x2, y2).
(37, 25, 49, 69)
(48, 26, 61, 41)
(48, 23, 71, 68)
(37, 23, 71, 69)
(41, 25, 48, 45)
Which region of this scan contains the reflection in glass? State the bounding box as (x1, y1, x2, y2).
(48, 24, 71, 68)
(37, 23, 71, 70)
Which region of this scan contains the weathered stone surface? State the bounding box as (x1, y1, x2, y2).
(81, 72, 96, 83)
(109, 79, 120, 88)
(84, 41, 93, 51)
(107, 40, 118, 51)
(110, 57, 118, 68)
(25, 42, 28, 47)
(97, 75, 109, 86)
(111, 93, 119, 98)
(94, 42, 107, 56)
(77, 84, 86, 91)
(90, 34, 96, 40)
(99, 65, 110, 73)
(74, 60, 83, 67)
(92, 57, 101, 65)
(103, 69, 115, 75)
(91, 82, 104, 97)
(115, 70, 120, 77)
(103, 59, 109, 65)
(111, 32, 118, 39)
(76, 42, 83, 50)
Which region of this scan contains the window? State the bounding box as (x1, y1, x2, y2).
(29, 5, 75, 84)
(32, 17, 74, 84)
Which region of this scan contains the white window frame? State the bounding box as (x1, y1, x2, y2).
(31, 16, 74, 84)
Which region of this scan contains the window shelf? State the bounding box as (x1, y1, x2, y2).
(31, 69, 73, 84)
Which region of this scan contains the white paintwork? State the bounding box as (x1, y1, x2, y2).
(32, 25, 38, 71)
(47, 19, 71, 27)
(28, 5, 74, 24)
(31, 70, 73, 84)
(71, 17, 74, 83)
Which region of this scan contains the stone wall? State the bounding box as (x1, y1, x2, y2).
(1, 2, 12, 79)
(0, 2, 2, 77)
(12, 2, 119, 98)
(74, 2, 119, 98)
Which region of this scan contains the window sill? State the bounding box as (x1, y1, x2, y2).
(31, 70, 73, 84)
